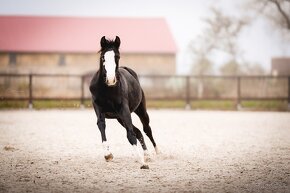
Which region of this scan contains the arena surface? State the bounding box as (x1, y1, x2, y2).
(0, 109, 289, 193)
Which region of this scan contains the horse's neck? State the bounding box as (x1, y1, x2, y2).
(96, 69, 104, 87)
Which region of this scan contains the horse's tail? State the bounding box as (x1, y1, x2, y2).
(120, 66, 139, 82)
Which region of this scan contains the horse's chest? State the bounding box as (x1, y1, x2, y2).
(96, 96, 121, 112)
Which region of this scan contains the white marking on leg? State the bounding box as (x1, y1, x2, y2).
(103, 50, 117, 86)
(102, 141, 111, 156)
(144, 150, 149, 156)
(144, 149, 151, 162)
(155, 146, 160, 154)
(133, 145, 145, 165)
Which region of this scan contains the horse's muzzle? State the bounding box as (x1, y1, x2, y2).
(106, 76, 117, 86)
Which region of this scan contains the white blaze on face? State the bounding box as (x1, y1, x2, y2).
(103, 50, 117, 86)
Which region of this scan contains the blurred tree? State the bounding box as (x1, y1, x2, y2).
(189, 7, 247, 75)
(204, 8, 247, 59)
(247, 0, 290, 32)
(242, 62, 266, 75)
(189, 45, 213, 75)
(188, 26, 215, 76)
(220, 60, 241, 75)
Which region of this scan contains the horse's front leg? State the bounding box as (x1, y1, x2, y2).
(93, 103, 113, 161)
(98, 117, 113, 162)
(118, 106, 149, 169)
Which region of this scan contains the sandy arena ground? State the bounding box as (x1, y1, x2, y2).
(0, 109, 289, 193)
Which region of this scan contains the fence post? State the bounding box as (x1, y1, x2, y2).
(185, 76, 191, 110)
(80, 75, 85, 109)
(288, 76, 290, 111)
(28, 74, 33, 109)
(236, 76, 241, 110)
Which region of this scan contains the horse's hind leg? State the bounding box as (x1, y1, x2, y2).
(116, 111, 149, 169)
(135, 92, 159, 154)
(133, 126, 148, 152)
(117, 119, 148, 151)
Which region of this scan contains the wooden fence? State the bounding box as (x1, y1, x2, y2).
(0, 73, 289, 110)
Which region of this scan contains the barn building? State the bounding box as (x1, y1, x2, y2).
(0, 16, 177, 75)
(271, 57, 290, 76)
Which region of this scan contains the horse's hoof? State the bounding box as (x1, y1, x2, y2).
(140, 165, 149, 169)
(104, 153, 113, 162)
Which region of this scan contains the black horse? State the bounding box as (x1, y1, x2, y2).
(89, 36, 158, 169)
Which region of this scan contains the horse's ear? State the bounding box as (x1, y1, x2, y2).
(100, 36, 107, 48)
(114, 36, 121, 49)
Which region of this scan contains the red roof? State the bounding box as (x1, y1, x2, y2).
(0, 16, 177, 54)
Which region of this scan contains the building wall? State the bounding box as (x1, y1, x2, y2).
(271, 57, 290, 76)
(121, 53, 175, 75)
(0, 53, 98, 74)
(0, 52, 176, 75)
(0, 53, 9, 67)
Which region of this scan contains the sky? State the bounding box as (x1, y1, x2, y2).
(0, 0, 289, 74)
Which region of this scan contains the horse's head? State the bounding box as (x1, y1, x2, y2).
(99, 36, 121, 87)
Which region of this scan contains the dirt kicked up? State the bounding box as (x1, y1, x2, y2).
(0, 109, 289, 193)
